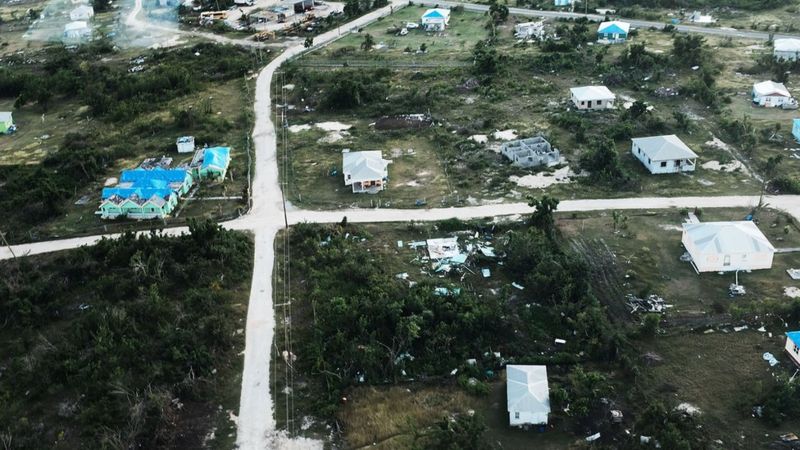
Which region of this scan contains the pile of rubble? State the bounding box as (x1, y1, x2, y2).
(625, 294, 672, 314)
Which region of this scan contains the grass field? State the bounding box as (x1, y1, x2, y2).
(280, 9, 800, 209)
(638, 331, 800, 449)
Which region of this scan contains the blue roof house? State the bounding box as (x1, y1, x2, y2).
(97, 167, 193, 219)
(421, 8, 450, 31)
(793, 119, 800, 143)
(597, 21, 630, 44)
(786, 331, 800, 366)
(554, 0, 574, 6)
(192, 146, 231, 180)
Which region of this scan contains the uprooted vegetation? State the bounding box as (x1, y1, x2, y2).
(273, 201, 728, 448)
(276, 205, 800, 448)
(0, 221, 253, 449)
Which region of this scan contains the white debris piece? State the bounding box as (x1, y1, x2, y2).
(512, 282, 525, 290)
(586, 432, 601, 442)
(763, 352, 779, 367)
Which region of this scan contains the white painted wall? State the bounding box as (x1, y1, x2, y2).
(631, 142, 696, 174)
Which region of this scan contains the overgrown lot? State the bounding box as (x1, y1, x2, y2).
(0, 40, 267, 243)
(0, 221, 253, 449)
(274, 204, 800, 448)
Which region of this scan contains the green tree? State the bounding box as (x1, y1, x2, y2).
(527, 195, 560, 238)
(304, 36, 314, 48)
(672, 34, 707, 67)
(472, 40, 499, 76)
(360, 33, 375, 51)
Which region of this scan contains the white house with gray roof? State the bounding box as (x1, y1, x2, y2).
(631, 135, 698, 174)
(682, 221, 774, 273)
(507, 365, 550, 427)
(342, 150, 391, 194)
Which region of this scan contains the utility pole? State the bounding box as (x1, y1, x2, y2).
(0, 230, 16, 259)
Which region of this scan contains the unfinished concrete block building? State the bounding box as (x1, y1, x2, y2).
(500, 136, 560, 168)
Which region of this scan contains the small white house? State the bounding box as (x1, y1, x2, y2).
(570, 85, 615, 111)
(785, 331, 800, 366)
(682, 221, 775, 273)
(631, 135, 698, 174)
(774, 38, 800, 62)
(507, 365, 550, 428)
(70, 5, 94, 21)
(342, 150, 391, 194)
(687, 11, 715, 24)
(63, 21, 91, 41)
(421, 8, 450, 31)
(176, 136, 195, 153)
(752, 80, 794, 108)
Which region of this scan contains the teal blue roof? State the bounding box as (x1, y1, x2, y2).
(598, 23, 628, 35)
(423, 10, 446, 19)
(788, 331, 800, 347)
(202, 146, 231, 170)
(120, 168, 189, 183)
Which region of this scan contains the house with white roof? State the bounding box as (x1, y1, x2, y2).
(631, 135, 698, 174)
(342, 150, 391, 194)
(752, 80, 795, 108)
(774, 38, 800, 62)
(421, 8, 450, 31)
(688, 11, 715, 24)
(570, 85, 615, 110)
(597, 20, 630, 43)
(507, 365, 550, 428)
(63, 21, 91, 41)
(70, 5, 94, 21)
(682, 221, 774, 273)
(785, 331, 800, 366)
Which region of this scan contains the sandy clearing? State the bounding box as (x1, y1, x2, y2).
(493, 129, 518, 140)
(288, 124, 312, 133)
(470, 134, 488, 144)
(785, 286, 800, 298)
(701, 160, 744, 172)
(316, 121, 352, 131)
(509, 166, 579, 189)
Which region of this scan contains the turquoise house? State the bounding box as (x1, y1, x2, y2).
(597, 21, 630, 43)
(793, 119, 800, 143)
(97, 168, 193, 219)
(554, 0, 573, 6)
(0, 111, 14, 134)
(192, 146, 231, 180)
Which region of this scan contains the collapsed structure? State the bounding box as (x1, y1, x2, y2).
(500, 136, 560, 169)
